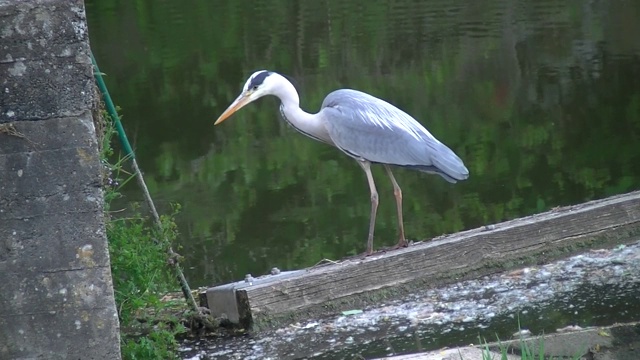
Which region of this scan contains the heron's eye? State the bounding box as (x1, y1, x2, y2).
(252, 85, 259, 90)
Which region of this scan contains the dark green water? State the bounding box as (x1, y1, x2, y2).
(85, 0, 640, 288)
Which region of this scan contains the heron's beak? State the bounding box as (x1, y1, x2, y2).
(214, 92, 253, 125)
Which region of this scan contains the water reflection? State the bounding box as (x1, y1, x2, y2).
(85, 0, 640, 287)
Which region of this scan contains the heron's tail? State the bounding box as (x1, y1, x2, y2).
(401, 164, 465, 183)
(409, 142, 469, 183)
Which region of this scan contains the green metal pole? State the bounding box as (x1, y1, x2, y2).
(90, 52, 135, 159)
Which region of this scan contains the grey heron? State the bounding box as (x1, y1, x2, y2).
(215, 70, 469, 255)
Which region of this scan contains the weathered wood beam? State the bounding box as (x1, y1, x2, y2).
(203, 190, 640, 331)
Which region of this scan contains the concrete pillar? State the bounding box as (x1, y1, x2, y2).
(0, 0, 122, 359)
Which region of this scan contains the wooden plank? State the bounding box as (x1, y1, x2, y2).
(203, 190, 640, 331)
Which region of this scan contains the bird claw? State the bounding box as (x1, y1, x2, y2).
(357, 239, 408, 260)
(393, 239, 409, 249)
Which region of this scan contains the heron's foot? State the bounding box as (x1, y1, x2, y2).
(354, 242, 379, 259)
(393, 238, 409, 249)
(360, 247, 374, 259)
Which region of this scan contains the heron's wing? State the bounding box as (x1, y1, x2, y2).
(320, 89, 469, 183)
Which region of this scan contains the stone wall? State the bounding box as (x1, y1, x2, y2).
(0, 0, 121, 358)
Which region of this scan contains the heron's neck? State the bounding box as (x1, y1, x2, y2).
(275, 78, 330, 143)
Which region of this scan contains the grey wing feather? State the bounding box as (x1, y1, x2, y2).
(321, 89, 469, 183)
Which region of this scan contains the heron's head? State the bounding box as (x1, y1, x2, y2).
(214, 70, 279, 125)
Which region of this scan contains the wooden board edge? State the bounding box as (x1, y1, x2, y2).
(247, 221, 640, 332)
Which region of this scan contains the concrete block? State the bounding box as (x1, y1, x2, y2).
(0, 0, 122, 358)
(205, 270, 305, 326)
(0, 0, 94, 122)
(0, 111, 100, 154)
(0, 115, 122, 359)
(0, 300, 120, 360)
(0, 117, 103, 220)
(0, 211, 110, 273)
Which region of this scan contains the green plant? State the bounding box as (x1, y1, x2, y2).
(120, 328, 179, 360)
(101, 110, 185, 359)
(477, 327, 586, 360)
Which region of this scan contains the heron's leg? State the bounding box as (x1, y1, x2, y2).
(358, 160, 378, 255)
(384, 165, 408, 248)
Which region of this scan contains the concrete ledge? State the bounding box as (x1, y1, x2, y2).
(0, 0, 121, 358)
(378, 322, 640, 360)
(379, 347, 520, 360)
(202, 190, 640, 331)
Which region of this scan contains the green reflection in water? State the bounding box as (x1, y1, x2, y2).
(86, 0, 640, 287)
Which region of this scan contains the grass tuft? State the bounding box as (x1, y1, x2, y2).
(477, 318, 586, 360)
(100, 109, 185, 360)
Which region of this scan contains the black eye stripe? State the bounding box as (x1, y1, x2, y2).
(248, 71, 271, 89)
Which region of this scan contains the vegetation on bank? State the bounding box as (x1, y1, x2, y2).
(99, 110, 186, 359)
(479, 336, 584, 360)
(478, 319, 586, 360)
